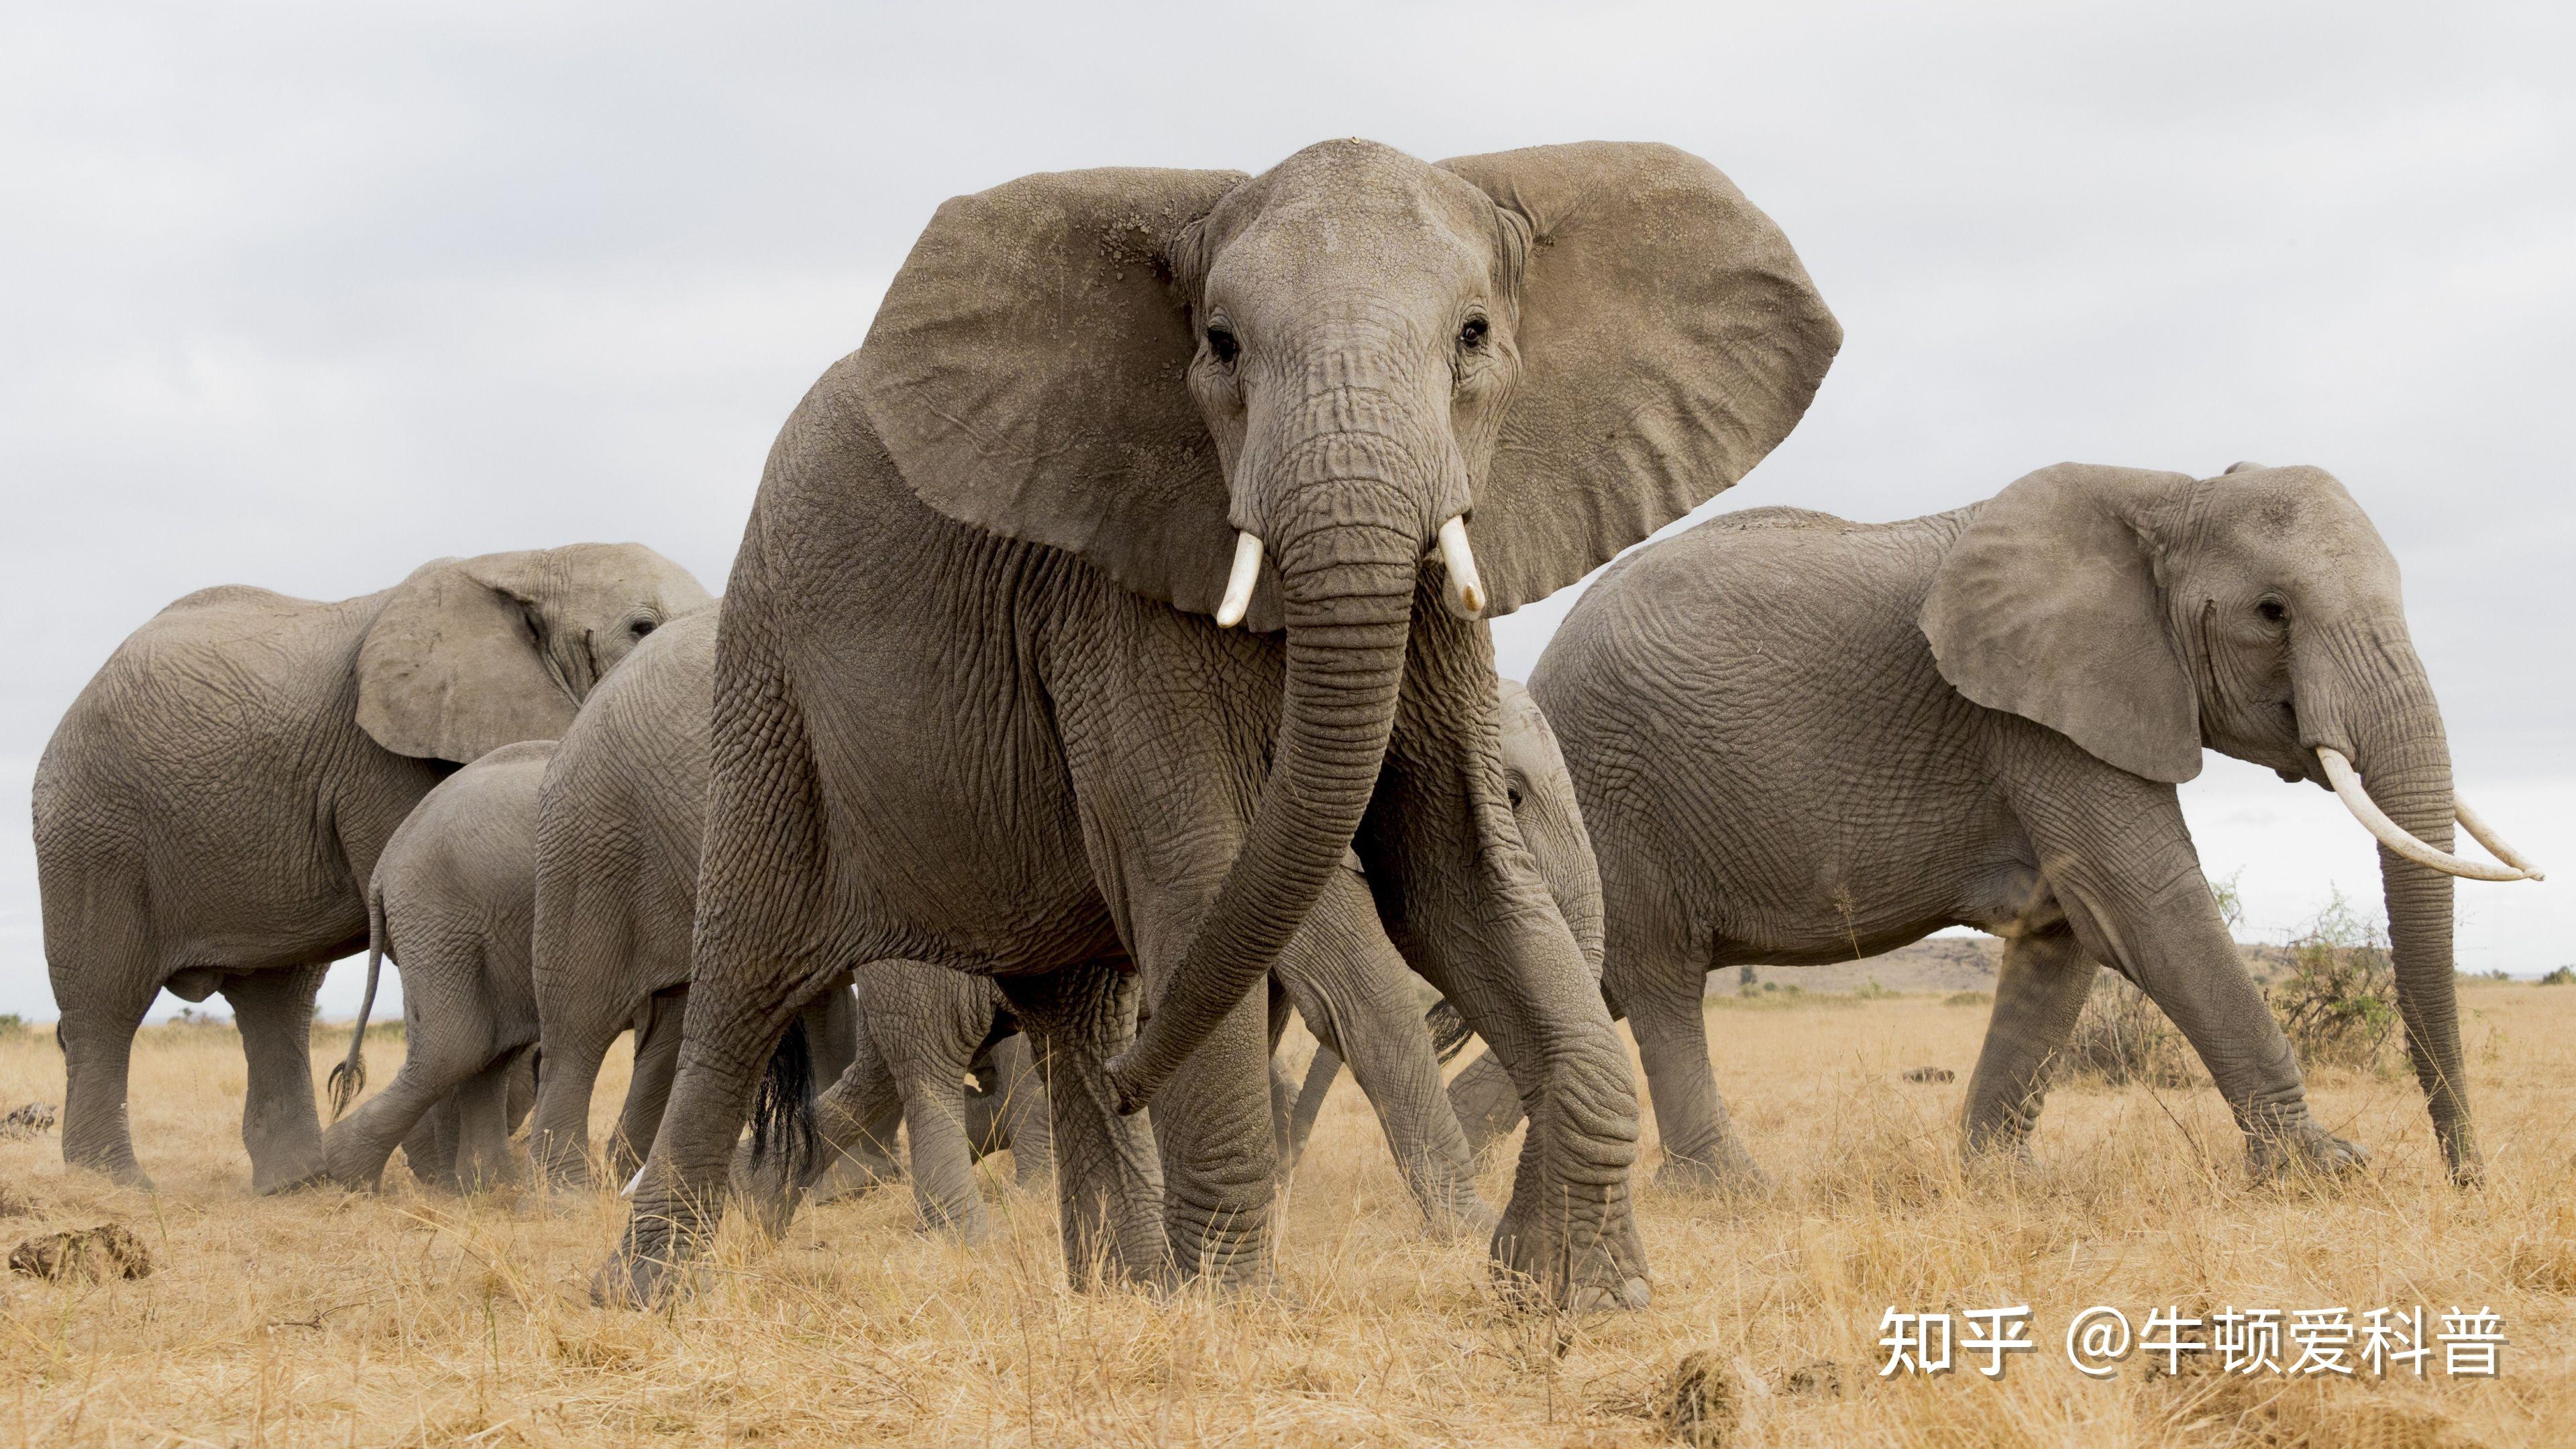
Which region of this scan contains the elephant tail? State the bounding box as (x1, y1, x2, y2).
(1425, 998, 1475, 1065)
(747, 1014, 819, 1185)
(327, 885, 388, 1120)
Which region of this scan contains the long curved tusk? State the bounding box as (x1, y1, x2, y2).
(1214, 531, 1263, 629)
(1436, 515, 1485, 621)
(2317, 748, 2532, 882)
(2455, 796, 2546, 881)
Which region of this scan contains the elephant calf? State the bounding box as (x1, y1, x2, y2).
(1458, 463, 2537, 1189)
(324, 741, 855, 1193)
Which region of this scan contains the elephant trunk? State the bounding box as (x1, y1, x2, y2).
(1106, 507, 1419, 1111)
(2308, 628, 2477, 1183)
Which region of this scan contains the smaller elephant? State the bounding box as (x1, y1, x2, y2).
(743, 962, 1052, 1240)
(1458, 464, 2540, 1189)
(324, 743, 856, 1193)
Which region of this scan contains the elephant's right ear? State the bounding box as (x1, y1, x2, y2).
(854, 166, 1250, 615)
(1919, 464, 2204, 784)
(356, 555, 582, 763)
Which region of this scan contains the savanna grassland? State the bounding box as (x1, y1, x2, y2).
(1, 983, 2569, 1448)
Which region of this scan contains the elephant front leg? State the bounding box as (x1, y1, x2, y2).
(452, 1055, 522, 1194)
(1144, 976, 1277, 1286)
(973, 1034, 1055, 1190)
(1961, 928, 2096, 1161)
(55, 978, 158, 1191)
(1000, 964, 1169, 1291)
(223, 965, 330, 1194)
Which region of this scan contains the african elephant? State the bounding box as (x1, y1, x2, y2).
(1276, 679, 1606, 1171)
(1475, 464, 2538, 1190)
(537, 608, 1499, 1239)
(35, 544, 712, 1192)
(599, 138, 1837, 1309)
(318, 739, 865, 1192)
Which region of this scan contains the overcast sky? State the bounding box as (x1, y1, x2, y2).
(3, 2, 2569, 1022)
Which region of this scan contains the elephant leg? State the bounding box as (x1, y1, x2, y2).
(804, 1018, 906, 1205)
(1000, 963, 1168, 1289)
(1279, 871, 1492, 1235)
(1961, 928, 2096, 1160)
(977, 1033, 1054, 1190)
(1279, 1042, 1338, 1175)
(1624, 955, 1764, 1193)
(1447, 1050, 1525, 1160)
(807, 979, 860, 1088)
(529, 1023, 614, 1191)
(611, 986, 690, 1182)
(896, 1065, 987, 1239)
(222, 964, 331, 1194)
(502, 1047, 537, 1138)
(400, 1101, 463, 1193)
(52, 947, 159, 1190)
(453, 1055, 521, 1193)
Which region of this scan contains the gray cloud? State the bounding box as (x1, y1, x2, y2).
(5, 1, 2570, 1017)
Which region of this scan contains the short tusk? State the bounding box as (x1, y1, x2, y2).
(1436, 515, 1485, 621)
(2455, 795, 2546, 881)
(622, 1165, 645, 1197)
(2317, 749, 2532, 882)
(1215, 531, 1263, 629)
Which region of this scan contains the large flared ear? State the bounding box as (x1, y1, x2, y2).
(855, 166, 1250, 615)
(1919, 464, 2204, 784)
(356, 553, 582, 763)
(1439, 142, 1842, 614)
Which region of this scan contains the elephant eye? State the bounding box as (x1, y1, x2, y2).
(1458, 317, 1489, 350)
(1506, 784, 1525, 810)
(631, 619, 657, 638)
(2257, 599, 2288, 625)
(1205, 323, 1239, 365)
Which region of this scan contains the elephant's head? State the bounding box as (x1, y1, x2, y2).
(858, 140, 1837, 1102)
(1499, 678, 1605, 979)
(356, 543, 715, 763)
(1921, 462, 2540, 1182)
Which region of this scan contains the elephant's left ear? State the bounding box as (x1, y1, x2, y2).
(1439, 142, 1842, 614)
(356, 553, 582, 763)
(1919, 464, 2205, 784)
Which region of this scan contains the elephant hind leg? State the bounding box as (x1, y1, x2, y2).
(1962, 927, 2096, 1161)
(223, 963, 331, 1195)
(453, 1053, 523, 1193)
(49, 924, 162, 1190)
(1000, 961, 1168, 1291)
(610, 986, 690, 1182)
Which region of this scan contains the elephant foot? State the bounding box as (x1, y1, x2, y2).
(247, 1132, 329, 1196)
(66, 1152, 156, 1194)
(1654, 1138, 1771, 1199)
(253, 1160, 331, 1196)
(590, 1246, 694, 1309)
(807, 1150, 904, 1205)
(1490, 1191, 1652, 1313)
(2247, 1125, 2369, 1186)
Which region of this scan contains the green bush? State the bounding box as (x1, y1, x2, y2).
(2541, 966, 2576, 986)
(2266, 891, 2403, 1075)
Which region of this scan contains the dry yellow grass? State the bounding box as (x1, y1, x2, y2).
(2, 983, 2569, 1448)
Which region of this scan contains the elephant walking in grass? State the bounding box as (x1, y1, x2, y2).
(598, 138, 1839, 1308)
(35, 545, 711, 1193)
(1448, 465, 2540, 1189)
(535, 609, 1501, 1240)
(320, 740, 857, 1193)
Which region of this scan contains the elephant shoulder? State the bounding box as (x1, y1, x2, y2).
(1701, 504, 1850, 535)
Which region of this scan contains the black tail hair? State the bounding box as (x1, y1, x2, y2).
(1426, 999, 1475, 1065)
(748, 1015, 819, 1183)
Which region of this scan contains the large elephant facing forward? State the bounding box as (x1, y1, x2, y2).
(36, 545, 712, 1193)
(601, 139, 1838, 1309)
(1497, 465, 2537, 1189)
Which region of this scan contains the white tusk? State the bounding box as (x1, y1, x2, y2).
(1436, 515, 1485, 620)
(2455, 795, 2546, 881)
(1215, 531, 1263, 629)
(2317, 749, 2532, 882)
(622, 1165, 645, 1197)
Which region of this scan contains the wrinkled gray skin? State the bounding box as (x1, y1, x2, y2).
(320, 740, 855, 1193)
(541, 610, 1495, 1240)
(1279, 680, 1605, 1171)
(1477, 464, 2479, 1189)
(34, 545, 712, 1193)
(598, 139, 1838, 1309)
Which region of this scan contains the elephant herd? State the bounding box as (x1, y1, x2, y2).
(34, 138, 2540, 1313)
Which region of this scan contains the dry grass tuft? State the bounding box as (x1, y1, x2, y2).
(0, 983, 2568, 1446)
